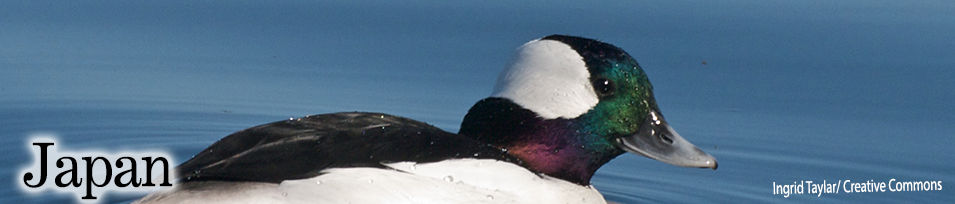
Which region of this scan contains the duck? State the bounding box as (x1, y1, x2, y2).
(133, 35, 717, 204)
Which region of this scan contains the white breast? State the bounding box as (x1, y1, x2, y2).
(134, 159, 607, 204)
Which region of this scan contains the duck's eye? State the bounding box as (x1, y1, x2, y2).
(593, 78, 615, 97)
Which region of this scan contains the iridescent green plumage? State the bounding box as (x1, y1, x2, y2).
(462, 35, 715, 185)
(579, 56, 658, 148)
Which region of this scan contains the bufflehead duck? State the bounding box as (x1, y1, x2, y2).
(134, 35, 717, 204)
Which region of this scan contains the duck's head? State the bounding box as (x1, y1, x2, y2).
(460, 35, 716, 185)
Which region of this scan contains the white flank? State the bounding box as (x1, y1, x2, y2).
(492, 38, 599, 119)
(134, 159, 606, 204)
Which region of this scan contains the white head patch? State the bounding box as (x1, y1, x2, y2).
(492, 39, 599, 119)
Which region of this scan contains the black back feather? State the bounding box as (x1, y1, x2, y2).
(177, 112, 517, 183)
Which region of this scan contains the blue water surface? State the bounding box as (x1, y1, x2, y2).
(2, 0, 953, 203)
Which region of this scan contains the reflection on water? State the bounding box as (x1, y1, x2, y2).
(3, 0, 954, 203)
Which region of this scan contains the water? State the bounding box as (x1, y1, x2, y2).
(3, 0, 953, 203)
